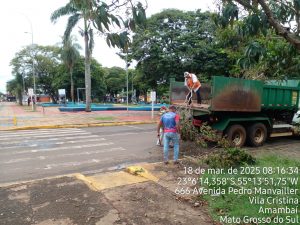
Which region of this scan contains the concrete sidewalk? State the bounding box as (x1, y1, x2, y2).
(0, 162, 212, 225)
(0, 102, 158, 131)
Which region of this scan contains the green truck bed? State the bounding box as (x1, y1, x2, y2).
(170, 76, 300, 112)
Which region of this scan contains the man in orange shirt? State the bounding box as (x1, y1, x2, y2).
(184, 72, 201, 105)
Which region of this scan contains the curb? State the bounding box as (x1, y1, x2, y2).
(0, 173, 77, 188)
(0, 121, 157, 131)
(0, 162, 163, 189)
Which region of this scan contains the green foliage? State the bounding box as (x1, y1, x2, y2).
(130, 9, 230, 89)
(51, 0, 146, 111)
(61, 36, 81, 102)
(225, 0, 300, 51)
(104, 66, 126, 96)
(90, 58, 106, 100)
(205, 147, 256, 169)
(6, 73, 23, 105)
(239, 12, 269, 36)
(218, 2, 239, 27)
(9, 45, 107, 103)
(179, 107, 255, 169)
(72, 56, 107, 101)
(10, 45, 63, 102)
(214, 1, 300, 80)
(179, 109, 220, 147)
(51, 0, 146, 51)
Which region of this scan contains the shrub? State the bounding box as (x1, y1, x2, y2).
(179, 107, 256, 168)
(205, 147, 256, 168)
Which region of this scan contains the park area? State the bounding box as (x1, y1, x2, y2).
(0, 102, 160, 130)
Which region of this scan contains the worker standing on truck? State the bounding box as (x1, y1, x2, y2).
(157, 105, 180, 164)
(184, 72, 201, 105)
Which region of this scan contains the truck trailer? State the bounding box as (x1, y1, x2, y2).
(171, 76, 300, 147)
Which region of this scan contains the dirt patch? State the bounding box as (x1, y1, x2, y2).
(95, 209, 120, 225)
(247, 136, 300, 159)
(0, 177, 115, 225)
(103, 181, 212, 225)
(35, 218, 74, 225)
(8, 191, 30, 204)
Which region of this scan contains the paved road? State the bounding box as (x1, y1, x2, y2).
(0, 124, 162, 184)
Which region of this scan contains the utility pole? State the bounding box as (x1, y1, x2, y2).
(131, 72, 133, 101)
(24, 15, 36, 111)
(126, 53, 128, 112)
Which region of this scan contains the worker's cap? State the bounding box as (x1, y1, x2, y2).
(169, 105, 176, 110)
(184, 72, 189, 77)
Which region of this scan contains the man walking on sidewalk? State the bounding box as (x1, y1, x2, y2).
(157, 105, 180, 164)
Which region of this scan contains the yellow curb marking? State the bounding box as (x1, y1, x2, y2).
(135, 163, 169, 179)
(74, 165, 160, 191)
(1, 121, 157, 131)
(0, 174, 76, 188)
(74, 173, 99, 191)
(13, 116, 17, 126)
(76, 171, 149, 191)
(0, 163, 162, 192)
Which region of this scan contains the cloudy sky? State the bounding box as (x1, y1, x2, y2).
(0, 0, 215, 93)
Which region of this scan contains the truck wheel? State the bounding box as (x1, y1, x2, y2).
(247, 123, 267, 147)
(226, 124, 246, 147)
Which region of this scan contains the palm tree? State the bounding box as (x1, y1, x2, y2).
(51, 0, 95, 111)
(61, 36, 81, 103)
(51, 0, 146, 111)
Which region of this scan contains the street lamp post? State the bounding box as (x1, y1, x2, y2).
(24, 16, 36, 111)
(126, 53, 129, 112)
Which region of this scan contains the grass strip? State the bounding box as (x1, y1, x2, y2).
(201, 154, 299, 225)
(94, 116, 115, 121)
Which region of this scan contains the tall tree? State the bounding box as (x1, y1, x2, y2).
(222, 0, 300, 51)
(130, 9, 228, 88)
(104, 66, 126, 97)
(70, 56, 107, 102)
(10, 45, 64, 103)
(51, 0, 146, 112)
(214, 1, 300, 79)
(61, 36, 81, 103)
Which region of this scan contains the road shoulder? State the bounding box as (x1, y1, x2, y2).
(0, 162, 212, 225)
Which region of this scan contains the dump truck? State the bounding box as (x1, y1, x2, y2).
(171, 76, 300, 147)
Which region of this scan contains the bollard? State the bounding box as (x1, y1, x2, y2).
(13, 116, 17, 126)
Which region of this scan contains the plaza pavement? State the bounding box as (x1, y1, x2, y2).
(0, 102, 158, 131)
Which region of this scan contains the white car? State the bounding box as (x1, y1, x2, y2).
(292, 110, 300, 124)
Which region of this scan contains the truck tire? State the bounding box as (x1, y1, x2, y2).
(247, 123, 267, 147)
(226, 124, 246, 147)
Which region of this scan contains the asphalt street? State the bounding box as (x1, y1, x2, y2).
(0, 124, 162, 184)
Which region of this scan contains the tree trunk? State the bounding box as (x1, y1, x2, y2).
(235, 0, 300, 51)
(50, 94, 57, 104)
(234, 0, 300, 50)
(296, 2, 300, 36)
(84, 19, 92, 112)
(70, 67, 74, 103)
(258, 0, 300, 50)
(17, 89, 23, 106)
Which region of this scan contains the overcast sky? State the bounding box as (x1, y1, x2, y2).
(0, 0, 215, 93)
